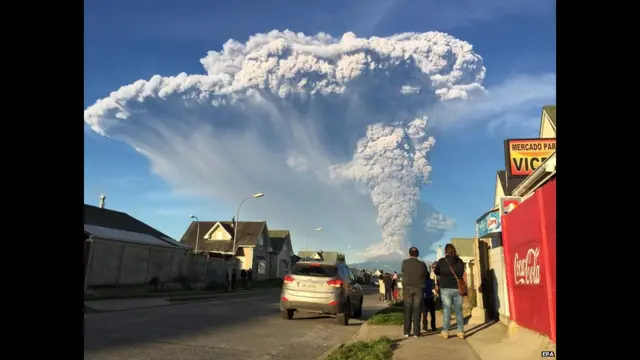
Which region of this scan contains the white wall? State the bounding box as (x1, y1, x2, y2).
(489, 247, 510, 319)
(86, 238, 227, 287)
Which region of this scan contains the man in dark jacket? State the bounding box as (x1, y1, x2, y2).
(240, 269, 247, 290)
(401, 247, 428, 337)
(383, 273, 393, 302)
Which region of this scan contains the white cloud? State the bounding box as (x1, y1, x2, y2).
(84, 30, 554, 259)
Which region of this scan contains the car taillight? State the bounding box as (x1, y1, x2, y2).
(327, 279, 343, 288)
(283, 275, 294, 284)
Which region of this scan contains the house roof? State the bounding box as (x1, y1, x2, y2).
(180, 221, 266, 253)
(497, 170, 525, 196)
(268, 230, 290, 253)
(84, 204, 186, 248)
(297, 251, 339, 264)
(542, 105, 556, 128)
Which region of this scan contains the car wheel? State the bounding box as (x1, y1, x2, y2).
(353, 297, 364, 319)
(281, 310, 294, 320)
(337, 302, 350, 325)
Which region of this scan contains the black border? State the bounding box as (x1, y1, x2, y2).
(503, 138, 557, 178)
(7, 0, 80, 355)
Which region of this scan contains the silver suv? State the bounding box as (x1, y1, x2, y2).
(280, 261, 364, 325)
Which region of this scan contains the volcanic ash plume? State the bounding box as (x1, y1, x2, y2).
(84, 30, 486, 259)
(330, 118, 435, 255)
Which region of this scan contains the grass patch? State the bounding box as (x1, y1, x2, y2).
(327, 337, 394, 360)
(367, 303, 404, 325)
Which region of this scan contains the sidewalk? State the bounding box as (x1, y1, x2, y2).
(347, 310, 555, 360)
(85, 288, 276, 312)
(353, 311, 479, 360)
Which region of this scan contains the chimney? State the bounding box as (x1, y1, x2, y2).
(99, 194, 106, 209)
(231, 216, 235, 226)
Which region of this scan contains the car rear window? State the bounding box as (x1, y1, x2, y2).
(291, 264, 338, 277)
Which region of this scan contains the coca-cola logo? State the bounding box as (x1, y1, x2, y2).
(514, 247, 541, 285)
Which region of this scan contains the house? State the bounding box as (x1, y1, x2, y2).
(84, 203, 190, 288)
(297, 250, 340, 264)
(268, 230, 294, 279)
(179, 220, 272, 280)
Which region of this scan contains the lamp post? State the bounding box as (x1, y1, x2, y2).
(189, 215, 200, 253)
(229, 193, 264, 291)
(304, 227, 323, 260)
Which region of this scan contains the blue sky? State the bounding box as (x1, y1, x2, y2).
(84, 0, 556, 262)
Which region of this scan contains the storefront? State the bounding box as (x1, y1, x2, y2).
(471, 105, 556, 329)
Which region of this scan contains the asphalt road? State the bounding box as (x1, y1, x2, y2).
(85, 286, 387, 360)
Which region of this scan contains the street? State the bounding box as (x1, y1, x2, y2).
(85, 286, 386, 360)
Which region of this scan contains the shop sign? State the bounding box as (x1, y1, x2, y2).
(504, 138, 556, 177)
(500, 196, 523, 215)
(476, 210, 501, 238)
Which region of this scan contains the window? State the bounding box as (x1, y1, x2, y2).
(257, 233, 264, 246)
(291, 264, 338, 277)
(283, 243, 287, 252)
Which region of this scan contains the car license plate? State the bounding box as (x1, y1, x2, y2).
(302, 284, 316, 288)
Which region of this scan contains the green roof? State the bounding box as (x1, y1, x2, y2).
(268, 230, 290, 239)
(543, 105, 556, 127)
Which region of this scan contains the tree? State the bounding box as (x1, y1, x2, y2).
(337, 252, 346, 262)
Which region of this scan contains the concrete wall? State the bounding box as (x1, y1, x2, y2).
(87, 238, 227, 287)
(489, 247, 511, 321)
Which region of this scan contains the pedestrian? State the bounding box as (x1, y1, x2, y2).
(434, 243, 466, 339)
(247, 268, 253, 290)
(422, 265, 437, 332)
(378, 274, 385, 301)
(392, 271, 399, 301)
(240, 269, 247, 290)
(401, 246, 428, 338)
(383, 273, 393, 302)
(231, 268, 237, 290)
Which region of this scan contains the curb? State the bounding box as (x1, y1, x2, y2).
(314, 303, 395, 360)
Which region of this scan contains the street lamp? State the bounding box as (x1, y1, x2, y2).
(189, 215, 200, 253)
(305, 227, 323, 259)
(229, 193, 264, 290)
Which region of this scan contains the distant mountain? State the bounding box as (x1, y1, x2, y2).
(349, 253, 433, 274)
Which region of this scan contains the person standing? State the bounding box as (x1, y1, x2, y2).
(231, 268, 237, 290)
(383, 273, 393, 302)
(392, 271, 399, 301)
(401, 247, 428, 338)
(434, 244, 466, 339)
(247, 268, 253, 290)
(422, 266, 437, 332)
(240, 269, 247, 290)
(378, 274, 386, 301)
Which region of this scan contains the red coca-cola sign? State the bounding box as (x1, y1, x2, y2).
(513, 247, 541, 285)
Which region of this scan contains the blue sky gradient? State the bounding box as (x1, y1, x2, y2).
(84, 0, 556, 262)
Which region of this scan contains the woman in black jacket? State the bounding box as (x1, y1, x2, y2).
(434, 244, 466, 339)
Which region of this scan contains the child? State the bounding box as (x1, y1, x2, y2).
(423, 267, 437, 332)
(378, 274, 386, 301)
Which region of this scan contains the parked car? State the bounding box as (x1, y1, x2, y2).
(280, 261, 364, 325)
